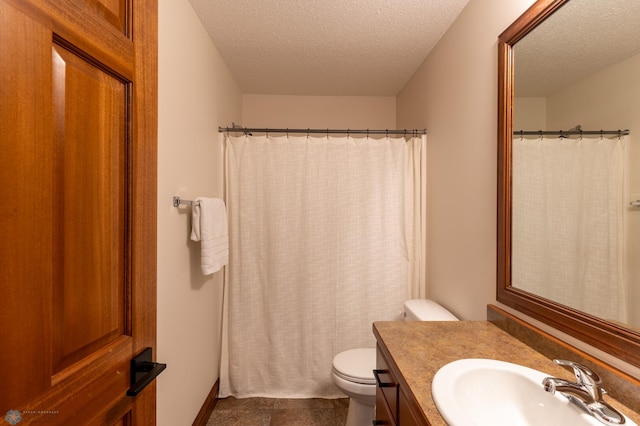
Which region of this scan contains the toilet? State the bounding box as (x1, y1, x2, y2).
(331, 299, 458, 426)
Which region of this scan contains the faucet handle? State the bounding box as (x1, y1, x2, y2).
(553, 359, 603, 399)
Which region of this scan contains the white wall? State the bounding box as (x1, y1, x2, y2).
(396, 0, 537, 320)
(242, 95, 396, 129)
(546, 52, 640, 131)
(157, 0, 242, 424)
(513, 97, 547, 130)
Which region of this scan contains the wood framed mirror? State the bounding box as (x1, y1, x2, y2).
(497, 0, 640, 369)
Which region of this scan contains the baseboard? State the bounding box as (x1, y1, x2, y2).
(192, 379, 220, 426)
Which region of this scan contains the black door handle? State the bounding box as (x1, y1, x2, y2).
(127, 347, 167, 396)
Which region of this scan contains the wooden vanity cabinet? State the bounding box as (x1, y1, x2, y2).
(375, 344, 429, 425)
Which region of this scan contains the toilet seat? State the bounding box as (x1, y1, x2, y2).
(332, 348, 376, 385)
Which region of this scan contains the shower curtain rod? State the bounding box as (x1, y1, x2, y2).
(218, 126, 427, 135)
(514, 129, 629, 137)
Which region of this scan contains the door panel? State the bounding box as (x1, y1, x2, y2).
(0, 0, 157, 423)
(51, 43, 127, 373)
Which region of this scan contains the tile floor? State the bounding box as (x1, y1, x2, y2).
(206, 397, 350, 426)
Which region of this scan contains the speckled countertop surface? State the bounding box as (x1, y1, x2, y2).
(373, 321, 640, 425)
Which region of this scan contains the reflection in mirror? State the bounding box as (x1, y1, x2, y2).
(514, 0, 640, 131)
(510, 0, 640, 329)
(497, 0, 640, 369)
(511, 133, 628, 322)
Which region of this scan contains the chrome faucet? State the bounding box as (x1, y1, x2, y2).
(542, 359, 625, 425)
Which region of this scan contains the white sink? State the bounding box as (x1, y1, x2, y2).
(431, 358, 636, 426)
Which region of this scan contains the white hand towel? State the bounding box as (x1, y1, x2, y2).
(191, 197, 228, 275)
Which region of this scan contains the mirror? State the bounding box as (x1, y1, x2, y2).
(497, 0, 640, 369)
(512, 0, 640, 328)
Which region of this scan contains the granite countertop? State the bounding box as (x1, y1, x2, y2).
(373, 320, 640, 425)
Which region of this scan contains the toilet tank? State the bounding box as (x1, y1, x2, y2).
(404, 299, 458, 321)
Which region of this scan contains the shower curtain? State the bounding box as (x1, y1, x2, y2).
(219, 133, 427, 398)
(512, 136, 627, 322)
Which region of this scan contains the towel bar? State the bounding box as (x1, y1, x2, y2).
(173, 196, 199, 208)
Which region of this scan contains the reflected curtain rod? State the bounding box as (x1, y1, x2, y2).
(218, 126, 427, 135)
(514, 129, 629, 137)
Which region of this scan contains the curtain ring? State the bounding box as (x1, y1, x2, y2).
(600, 129, 604, 140)
(326, 128, 329, 139)
(366, 129, 369, 139)
(347, 129, 350, 138)
(286, 128, 289, 139)
(306, 128, 310, 139)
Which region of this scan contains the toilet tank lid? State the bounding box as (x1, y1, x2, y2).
(404, 299, 459, 321)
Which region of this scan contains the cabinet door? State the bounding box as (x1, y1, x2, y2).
(399, 387, 423, 425)
(376, 387, 396, 425)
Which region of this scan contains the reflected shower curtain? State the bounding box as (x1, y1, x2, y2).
(512, 136, 627, 322)
(220, 134, 426, 398)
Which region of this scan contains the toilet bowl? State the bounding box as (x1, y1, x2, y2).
(331, 299, 458, 426)
(332, 348, 377, 425)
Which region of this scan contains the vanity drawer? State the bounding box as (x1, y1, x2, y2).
(375, 345, 399, 424)
(375, 343, 429, 425)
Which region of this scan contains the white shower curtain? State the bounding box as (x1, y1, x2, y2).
(219, 134, 426, 398)
(512, 136, 627, 322)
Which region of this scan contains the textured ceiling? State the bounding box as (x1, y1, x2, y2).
(515, 0, 640, 97)
(188, 0, 470, 96)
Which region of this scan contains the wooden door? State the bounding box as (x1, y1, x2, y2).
(0, 0, 157, 424)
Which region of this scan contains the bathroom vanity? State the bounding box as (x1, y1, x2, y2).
(373, 306, 640, 425)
